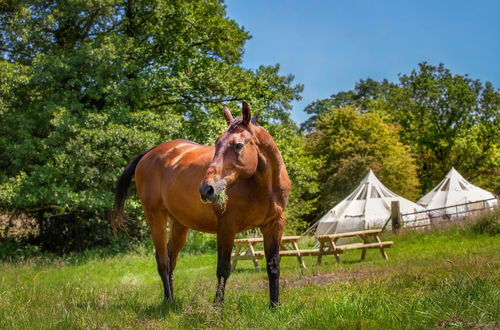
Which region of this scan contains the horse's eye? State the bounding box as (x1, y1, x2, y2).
(233, 143, 244, 151)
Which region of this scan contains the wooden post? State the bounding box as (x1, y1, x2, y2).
(291, 241, 306, 269)
(391, 201, 401, 233)
(360, 235, 368, 261)
(316, 241, 324, 265)
(231, 245, 241, 271)
(375, 234, 389, 260)
(332, 238, 341, 263)
(248, 243, 261, 271)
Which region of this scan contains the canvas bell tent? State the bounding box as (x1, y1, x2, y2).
(418, 167, 498, 219)
(314, 170, 430, 235)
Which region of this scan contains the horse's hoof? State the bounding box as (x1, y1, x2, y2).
(164, 297, 175, 304)
(269, 301, 280, 309)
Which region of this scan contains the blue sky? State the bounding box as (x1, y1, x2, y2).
(225, 0, 500, 124)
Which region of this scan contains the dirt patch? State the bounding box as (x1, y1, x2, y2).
(282, 270, 389, 289)
(436, 317, 498, 329)
(231, 269, 389, 291)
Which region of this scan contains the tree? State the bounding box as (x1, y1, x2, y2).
(266, 123, 319, 233)
(0, 0, 308, 251)
(385, 63, 499, 193)
(302, 62, 499, 195)
(301, 78, 396, 132)
(305, 106, 420, 220)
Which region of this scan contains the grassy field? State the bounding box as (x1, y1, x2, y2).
(1, 217, 499, 329)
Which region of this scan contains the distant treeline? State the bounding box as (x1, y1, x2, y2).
(0, 1, 498, 252)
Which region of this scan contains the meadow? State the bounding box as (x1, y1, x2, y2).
(1, 214, 499, 329)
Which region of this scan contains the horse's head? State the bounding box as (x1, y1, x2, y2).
(199, 102, 260, 204)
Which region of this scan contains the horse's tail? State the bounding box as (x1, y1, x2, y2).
(111, 148, 153, 234)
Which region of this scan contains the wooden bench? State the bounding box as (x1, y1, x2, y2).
(315, 229, 393, 264)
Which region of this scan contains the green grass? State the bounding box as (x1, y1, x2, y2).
(0, 224, 499, 329)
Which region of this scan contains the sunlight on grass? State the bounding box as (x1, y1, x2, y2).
(1, 224, 498, 329)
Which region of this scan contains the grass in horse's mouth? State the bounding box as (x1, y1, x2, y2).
(215, 190, 228, 204)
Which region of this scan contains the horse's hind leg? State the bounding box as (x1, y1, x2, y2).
(144, 208, 172, 302)
(167, 220, 188, 299)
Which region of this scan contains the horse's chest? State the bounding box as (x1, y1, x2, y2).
(219, 197, 277, 232)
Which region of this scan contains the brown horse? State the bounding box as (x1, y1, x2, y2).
(112, 102, 291, 306)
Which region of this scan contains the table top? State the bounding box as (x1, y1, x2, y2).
(315, 229, 383, 240)
(234, 235, 301, 244)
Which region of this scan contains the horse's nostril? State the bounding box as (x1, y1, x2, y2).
(200, 183, 215, 200)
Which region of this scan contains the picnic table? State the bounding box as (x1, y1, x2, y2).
(231, 236, 312, 270)
(231, 229, 393, 271)
(315, 229, 393, 264)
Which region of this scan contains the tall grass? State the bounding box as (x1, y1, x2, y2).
(0, 213, 498, 329)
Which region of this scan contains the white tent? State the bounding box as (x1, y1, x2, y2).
(418, 167, 498, 218)
(315, 170, 430, 235)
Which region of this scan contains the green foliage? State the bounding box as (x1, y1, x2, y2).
(470, 209, 499, 236)
(301, 78, 396, 132)
(0, 241, 45, 262)
(181, 231, 217, 255)
(267, 123, 320, 233)
(305, 106, 420, 219)
(385, 62, 500, 193)
(0, 0, 310, 250)
(303, 62, 499, 196)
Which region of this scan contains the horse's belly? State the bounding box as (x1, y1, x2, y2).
(162, 166, 218, 233)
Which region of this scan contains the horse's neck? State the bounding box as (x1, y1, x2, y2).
(254, 132, 288, 204)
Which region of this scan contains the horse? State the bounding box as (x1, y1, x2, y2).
(112, 102, 291, 307)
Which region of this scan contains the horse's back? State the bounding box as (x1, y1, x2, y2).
(135, 139, 218, 232)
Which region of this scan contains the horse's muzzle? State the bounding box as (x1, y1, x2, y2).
(199, 182, 216, 203)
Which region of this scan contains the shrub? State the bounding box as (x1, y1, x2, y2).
(470, 209, 500, 236)
(181, 231, 217, 255)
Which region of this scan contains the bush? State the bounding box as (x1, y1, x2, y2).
(0, 241, 46, 262)
(182, 231, 217, 255)
(470, 209, 500, 236)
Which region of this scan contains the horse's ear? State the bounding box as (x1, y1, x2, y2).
(223, 105, 234, 125)
(242, 102, 251, 125)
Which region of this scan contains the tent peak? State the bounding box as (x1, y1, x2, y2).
(446, 167, 466, 181)
(363, 169, 377, 181)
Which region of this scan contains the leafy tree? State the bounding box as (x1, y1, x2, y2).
(305, 106, 420, 220)
(385, 63, 499, 193)
(266, 123, 319, 233)
(303, 63, 499, 195)
(301, 78, 396, 132)
(0, 0, 308, 251)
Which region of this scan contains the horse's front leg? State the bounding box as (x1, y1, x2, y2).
(214, 228, 236, 305)
(261, 216, 285, 307)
